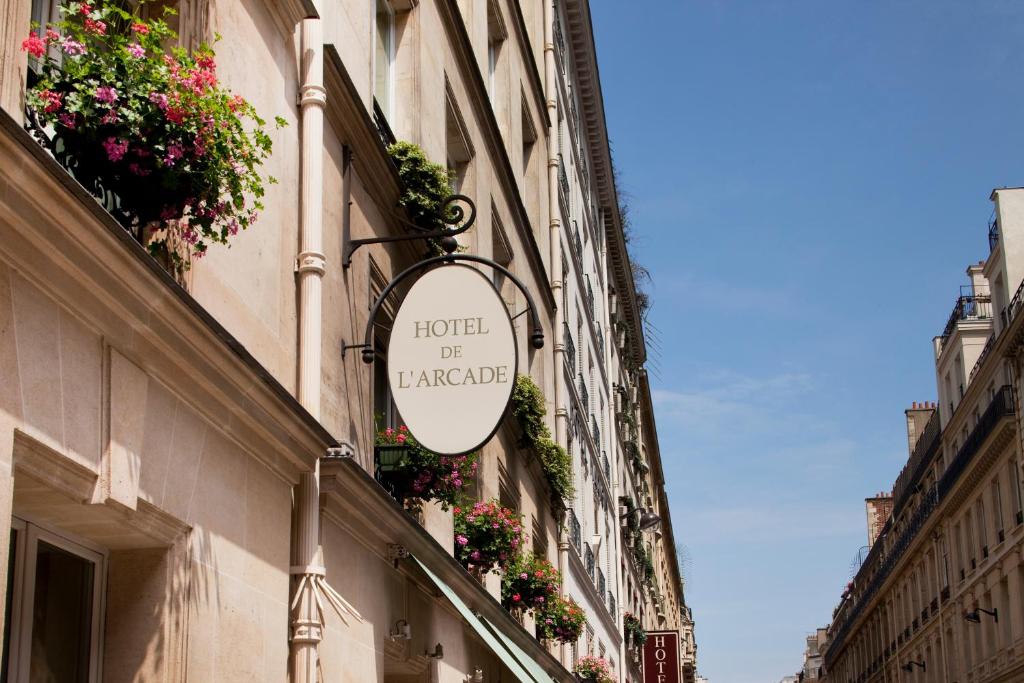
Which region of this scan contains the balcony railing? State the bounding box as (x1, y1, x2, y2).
(825, 385, 1015, 667)
(598, 568, 606, 599)
(568, 219, 582, 264)
(939, 385, 1014, 497)
(564, 322, 576, 372)
(969, 333, 996, 381)
(558, 154, 569, 200)
(989, 216, 1000, 252)
(608, 592, 616, 620)
(941, 288, 992, 339)
(568, 508, 581, 553)
(1004, 277, 1024, 329)
(373, 98, 397, 148)
(592, 416, 601, 450)
(579, 375, 589, 414)
(585, 543, 595, 581)
(891, 409, 941, 513)
(602, 451, 611, 481)
(586, 276, 595, 317)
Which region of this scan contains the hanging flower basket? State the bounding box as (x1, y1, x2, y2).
(573, 655, 614, 683)
(374, 426, 478, 510)
(500, 553, 561, 614)
(453, 501, 525, 574)
(623, 611, 647, 648)
(21, 1, 283, 273)
(536, 595, 585, 643)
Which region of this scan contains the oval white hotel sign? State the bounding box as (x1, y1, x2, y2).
(387, 265, 517, 455)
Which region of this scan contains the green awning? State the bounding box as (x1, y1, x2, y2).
(413, 557, 540, 682)
(480, 615, 558, 683)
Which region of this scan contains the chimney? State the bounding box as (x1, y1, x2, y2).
(905, 402, 936, 458)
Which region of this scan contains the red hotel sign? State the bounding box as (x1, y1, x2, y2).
(642, 630, 680, 683)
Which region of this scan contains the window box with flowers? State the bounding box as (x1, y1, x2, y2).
(573, 655, 614, 683)
(374, 426, 478, 510)
(623, 611, 646, 649)
(21, 1, 283, 276)
(500, 552, 560, 615)
(453, 501, 525, 575)
(536, 595, 585, 644)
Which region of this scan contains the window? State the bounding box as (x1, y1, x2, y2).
(486, 0, 506, 99)
(954, 523, 965, 580)
(1012, 458, 1024, 525)
(5, 519, 105, 683)
(370, 261, 399, 430)
(939, 535, 949, 589)
(992, 478, 1005, 541)
(532, 515, 547, 560)
(373, 0, 396, 120)
(28, 0, 61, 73)
(498, 462, 519, 513)
(445, 88, 473, 196)
(975, 500, 987, 557)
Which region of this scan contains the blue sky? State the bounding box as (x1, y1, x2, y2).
(590, 2, 1024, 681)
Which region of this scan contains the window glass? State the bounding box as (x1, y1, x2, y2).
(29, 541, 95, 683)
(373, 0, 394, 118)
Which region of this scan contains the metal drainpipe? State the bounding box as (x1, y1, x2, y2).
(544, 0, 569, 669)
(291, 17, 327, 683)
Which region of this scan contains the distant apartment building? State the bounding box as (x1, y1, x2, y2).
(819, 188, 1024, 682)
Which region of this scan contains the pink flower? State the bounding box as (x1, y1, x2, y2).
(128, 163, 150, 176)
(455, 535, 468, 546)
(131, 23, 150, 34)
(164, 143, 184, 166)
(84, 18, 106, 35)
(127, 43, 145, 58)
(39, 89, 62, 113)
(396, 434, 406, 444)
(470, 550, 481, 560)
(519, 572, 528, 579)
(101, 108, 119, 124)
(165, 106, 187, 125)
(61, 37, 85, 55)
(94, 86, 117, 104)
(102, 137, 128, 162)
(148, 92, 169, 110)
(21, 33, 45, 58)
(512, 594, 521, 602)
(384, 427, 394, 436)
(58, 113, 76, 129)
(45, 29, 60, 42)
(79, 4, 94, 16)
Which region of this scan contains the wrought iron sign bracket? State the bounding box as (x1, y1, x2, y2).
(342, 194, 476, 268)
(343, 193, 545, 362)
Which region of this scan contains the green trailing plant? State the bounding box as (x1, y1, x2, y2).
(510, 374, 574, 500)
(387, 141, 451, 230)
(623, 611, 647, 647)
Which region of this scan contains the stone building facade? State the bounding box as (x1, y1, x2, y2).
(0, 0, 693, 681)
(820, 188, 1024, 682)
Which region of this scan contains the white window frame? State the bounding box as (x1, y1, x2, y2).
(372, 0, 396, 121)
(6, 516, 107, 683)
